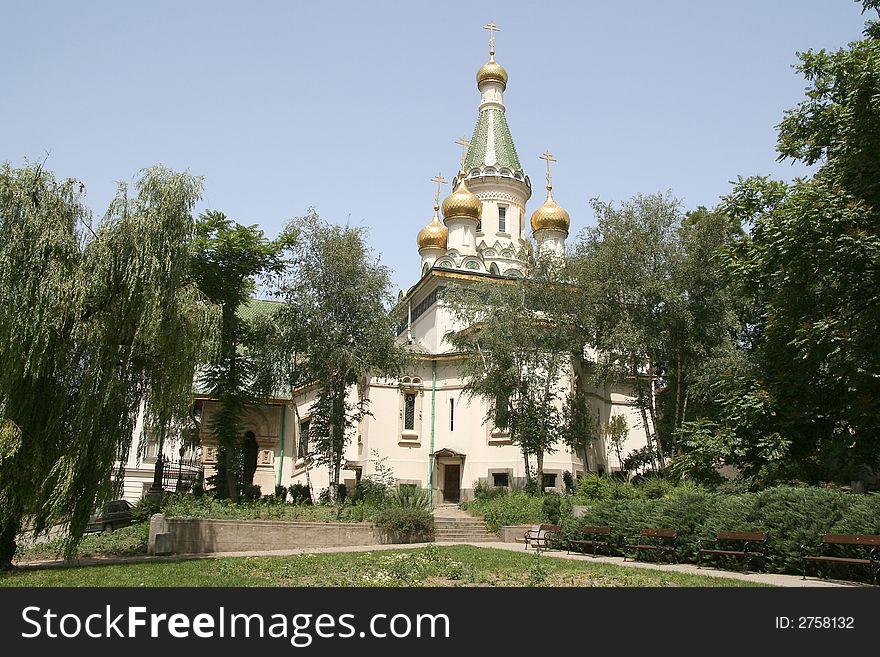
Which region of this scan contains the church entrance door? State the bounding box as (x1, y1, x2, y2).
(443, 464, 460, 502)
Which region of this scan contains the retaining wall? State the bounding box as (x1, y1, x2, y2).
(147, 514, 430, 555)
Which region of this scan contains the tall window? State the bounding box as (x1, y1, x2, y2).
(495, 393, 509, 428)
(450, 398, 455, 431)
(404, 393, 416, 431)
(298, 419, 310, 458)
(498, 206, 507, 232)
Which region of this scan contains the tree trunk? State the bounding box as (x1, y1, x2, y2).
(633, 362, 657, 471)
(646, 361, 665, 468)
(673, 352, 682, 454)
(536, 451, 544, 490)
(0, 514, 20, 569)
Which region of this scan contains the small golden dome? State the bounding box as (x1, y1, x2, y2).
(476, 57, 508, 89)
(530, 186, 570, 233)
(441, 175, 482, 223)
(417, 205, 448, 250)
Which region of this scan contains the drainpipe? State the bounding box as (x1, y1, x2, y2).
(429, 359, 436, 510)
(277, 403, 287, 489)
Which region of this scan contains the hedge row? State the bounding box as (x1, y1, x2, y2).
(562, 486, 880, 577)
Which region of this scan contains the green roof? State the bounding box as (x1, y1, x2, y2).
(464, 108, 523, 173)
(236, 298, 283, 324)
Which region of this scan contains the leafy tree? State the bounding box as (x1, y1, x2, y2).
(698, 6, 880, 483)
(560, 389, 600, 471)
(571, 193, 684, 469)
(444, 257, 577, 486)
(267, 212, 406, 503)
(190, 211, 282, 502)
(658, 206, 743, 453)
(604, 414, 630, 472)
(0, 164, 216, 566)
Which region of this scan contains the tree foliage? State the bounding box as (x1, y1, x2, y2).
(680, 10, 880, 484)
(0, 164, 216, 565)
(265, 211, 406, 502)
(190, 211, 283, 502)
(444, 257, 579, 484)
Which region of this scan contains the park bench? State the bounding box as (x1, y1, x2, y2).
(623, 528, 679, 564)
(567, 526, 611, 556)
(521, 524, 561, 552)
(801, 534, 880, 585)
(698, 531, 769, 572)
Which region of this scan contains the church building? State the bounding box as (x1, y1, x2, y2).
(118, 27, 647, 505)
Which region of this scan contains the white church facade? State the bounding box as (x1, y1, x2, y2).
(118, 30, 648, 505)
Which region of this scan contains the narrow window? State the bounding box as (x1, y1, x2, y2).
(498, 206, 507, 232)
(404, 393, 416, 431)
(298, 420, 310, 458)
(450, 397, 455, 432)
(495, 393, 509, 428)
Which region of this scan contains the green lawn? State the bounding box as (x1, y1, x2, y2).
(0, 545, 767, 587)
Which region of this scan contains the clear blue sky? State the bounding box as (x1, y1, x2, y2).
(0, 1, 870, 291)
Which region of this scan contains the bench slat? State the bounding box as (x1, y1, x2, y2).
(717, 531, 768, 541)
(823, 534, 880, 546)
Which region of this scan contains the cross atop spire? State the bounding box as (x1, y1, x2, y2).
(455, 136, 472, 172)
(539, 150, 557, 189)
(431, 172, 448, 207)
(483, 22, 500, 60)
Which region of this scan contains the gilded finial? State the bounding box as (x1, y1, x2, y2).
(483, 22, 500, 61)
(431, 172, 448, 209)
(539, 150, 557, 192)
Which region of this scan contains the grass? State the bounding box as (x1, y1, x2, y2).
(0, 545, 768, 587)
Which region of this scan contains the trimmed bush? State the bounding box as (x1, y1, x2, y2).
(130, 495, 162, 524)
(374, 508, 434, 540)
(562, 486, 880, 578)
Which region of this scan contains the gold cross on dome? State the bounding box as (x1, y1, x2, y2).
(540, 150, 557, 187)
(431, 172, 448, 206)
(483, 22, 500, 58)
(455, 136, 472, 171)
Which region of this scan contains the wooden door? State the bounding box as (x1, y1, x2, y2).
(443, 464, 460, 502)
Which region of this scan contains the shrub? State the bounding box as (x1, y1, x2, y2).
(542, 494, 561, 524)
(562, 471, 575, 494)
(466, 491, 544, 531)
(131, 495, 162, 524)
(374, 508, 434, 539)
(574, 473, 639, 502)
(354, 478, 389, 506)
(239, 484, 262, 503)
(389, 486, 431, 510)
(473, 480, 508, 501)
(274, 485, 288, 501)
(288, 483, 312, 505)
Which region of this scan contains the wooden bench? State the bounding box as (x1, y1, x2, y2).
(521, 524, 561, 552)
(567, 526, 611, 557)
(698, 531, 769, 572)
(623, 529, 679, 564)
(801, 534, 880, 585)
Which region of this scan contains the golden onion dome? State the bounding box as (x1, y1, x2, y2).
(417, 205, 448, 250)
(476, 57, 508, 89)
(441, 174, 482, 223)
(530, 185, 570, 233)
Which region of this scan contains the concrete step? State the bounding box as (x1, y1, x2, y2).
(435, 536, 496, 542)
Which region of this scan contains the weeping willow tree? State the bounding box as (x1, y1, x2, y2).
(0, 162, 217, 566)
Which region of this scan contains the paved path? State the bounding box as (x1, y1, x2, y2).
(11, 541, 860, 587)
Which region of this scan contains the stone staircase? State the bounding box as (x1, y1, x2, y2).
(433, 515, 496, 543)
